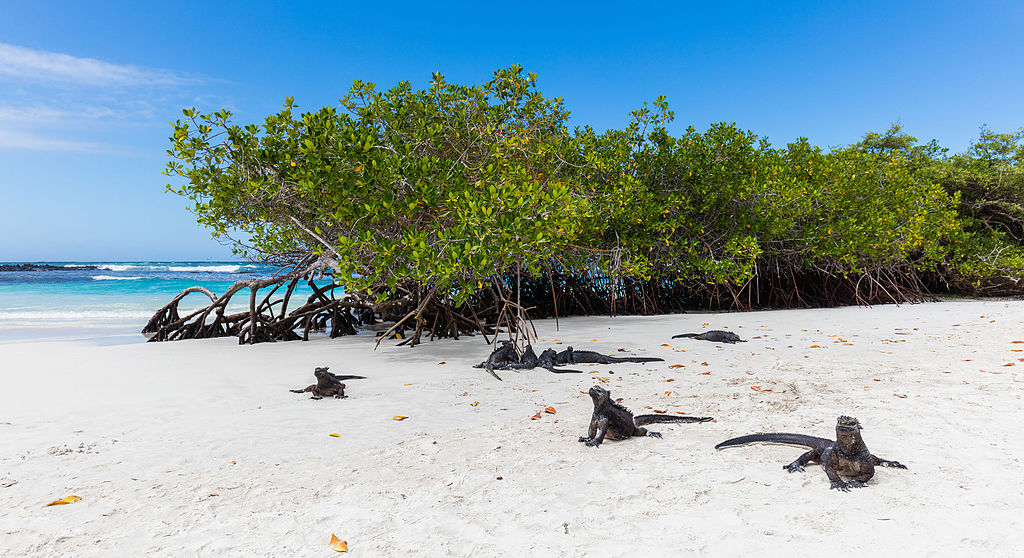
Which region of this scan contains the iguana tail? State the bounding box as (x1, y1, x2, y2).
(484, 363, 503, 381)
(329, 374, 367, 380)
(714, 433, 831, 450)
(671, 333, 700, 339)
(607, 356, 665, 363)
(634, 414, 713, 426)
(541, 365, 583, 374)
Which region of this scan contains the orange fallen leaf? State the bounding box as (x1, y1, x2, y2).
(437, 361, 446, 365)
(1013, 341, 1024, 344)
(470, 401, 479, 407)
(530, 411, 542, 420)
(1003, 363, 1016, 367)
(699, 371, 711, 375)
(544, 407, 556, 414)
(660, 343, 670, 346)
(952, 324, 960, 326)
(329, 534, 348, 552)
(664, 378, 676, 382)
(392, 416, 408, 421)
(669, 364, 685, 369)
(44, 496, 81, 507)
(894, 332, 910, 335)
(618, 348, 628, 352)
(329, 433, 340, 437)
(893, 393, 907, 398)
(653, 409, 667, 414)
(809, 345, 823, 348)
(752, 336, 762, 339)
(664, 391, 672, 395)
(643, 405, 652, 409)
(873, 378, 881, 381)
(700, 362, 709, 366)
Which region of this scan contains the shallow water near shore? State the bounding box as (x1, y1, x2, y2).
(0, 261, 328, 343)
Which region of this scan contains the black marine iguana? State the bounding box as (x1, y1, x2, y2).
(578, 385, 713, 447)
(472, 340, 520, 380)
(508, 346, 583, 374)
(555, 346, 665, 365)
(290, 367, 363, 399)
(714, 416, 907, 491)
(672, 330, 746, 343)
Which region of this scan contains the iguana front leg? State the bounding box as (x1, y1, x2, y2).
(580, 416, 609, 447)
(873, 456, 908, 469)
(820, 450, 850, 491)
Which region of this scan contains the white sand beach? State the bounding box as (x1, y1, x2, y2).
(2, 299, 1023, 556)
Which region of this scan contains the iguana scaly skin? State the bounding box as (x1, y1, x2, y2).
(578, 385, 713, 447)
(715, 416, 907, 491)
(290, 367, 358, 399)
(556, 346, 664, 365)
(672, 330, 746, 343)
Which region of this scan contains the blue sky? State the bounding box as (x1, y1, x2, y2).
(0, 1, 1021, 261)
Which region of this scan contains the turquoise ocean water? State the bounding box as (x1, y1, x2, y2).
(0, 261, 317, 344)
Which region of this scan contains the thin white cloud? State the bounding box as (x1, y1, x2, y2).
(0, 43, 193, 87)
(0, 104, 119, 122)
(0, 129, 107, 152)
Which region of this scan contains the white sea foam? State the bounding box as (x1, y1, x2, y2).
(96, 264, 139, 271)
(92, 275, 143, 281)
(168, 265, 242, 273)
(0, 310, 154, 320)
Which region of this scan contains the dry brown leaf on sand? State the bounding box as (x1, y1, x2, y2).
(329, 534, 348, 552)
(530, 411, 542, 420)
(544, 407, 557, 414)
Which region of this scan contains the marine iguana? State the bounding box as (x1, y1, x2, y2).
(671, 330, 746, 343)
(472, 340, 520, 380)
(578, 385, 713, 447)
(289, 367, 354, 399)
(714, 416, 907, 491)
(508, 345, 583, 374)
(555, 346, 665, 365)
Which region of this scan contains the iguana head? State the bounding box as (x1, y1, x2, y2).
(835, 415, 864, 451)
(836, 415, 862, 430)
(588, 385, 611, 406)
(314, 367, 331, 379)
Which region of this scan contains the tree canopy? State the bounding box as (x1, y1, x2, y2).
(153, 66, 1024, 345)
